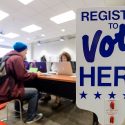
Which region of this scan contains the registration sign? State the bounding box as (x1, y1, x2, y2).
(76, 7, 125, 125)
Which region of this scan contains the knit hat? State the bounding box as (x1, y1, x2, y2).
(13, 42, 27, 52)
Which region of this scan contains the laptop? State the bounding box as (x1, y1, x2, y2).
(29, 67, 38, 73)
(56, 62, 73, 76)
(70, 61, 76, 73)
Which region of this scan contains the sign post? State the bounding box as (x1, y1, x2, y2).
(76, 7, 125, 125)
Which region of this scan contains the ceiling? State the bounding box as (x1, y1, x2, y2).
(0, 0, 125, 46)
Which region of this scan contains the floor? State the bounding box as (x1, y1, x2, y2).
(0, 97, 93, 125)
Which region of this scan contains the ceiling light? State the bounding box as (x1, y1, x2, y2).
(21, 24, 42, 33)
(41, 34, 45, 37)
(0, 10, 9, 21)
(61, 29, 65, 32)
(0, 39, 4, 42)
(60, 38, 64, 42)
(4, 33, 19, 39)
(17, 0, 34, 5)
(50, 10, 76, 24)
(0, 34, 3, 37)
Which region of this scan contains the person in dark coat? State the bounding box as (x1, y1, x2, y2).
(0, 42, 43, 124)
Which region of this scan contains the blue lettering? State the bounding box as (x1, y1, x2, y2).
(99, 35, 115, 57)
(81, 10, 125, 21)
(120, 10, 125, 20)
(82, 24, 125, 63)
(80, 66, 125, 87)
(108, 11, 111, 20)
(98, 67, 112, 86)
(114, 67, 125, 86)
(114, 24, 125, 51)
(81, 12, 89, 21)
(112, 10, 120, 20)
(80, 67, 95, 86)
(90, 11, 98, 21)
(82, 30, 102, 62)
(98, 11, 107, 20)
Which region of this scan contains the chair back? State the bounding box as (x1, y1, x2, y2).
(0, 103, 7, 110)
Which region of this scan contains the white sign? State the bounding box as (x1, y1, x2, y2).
(76, 7, 125, 125)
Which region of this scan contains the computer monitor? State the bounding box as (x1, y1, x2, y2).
(36, 62, 47, 73)
(56, 62, 73, 76)
(24, 61, 30, 70)
(70, 61, 76, 73)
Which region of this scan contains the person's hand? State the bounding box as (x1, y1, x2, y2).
(36, 71, 43, 77)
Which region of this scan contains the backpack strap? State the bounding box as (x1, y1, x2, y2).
(1, 55, 10, 62)
(0, 54, 19, 83)
(0, 56, 10, 73)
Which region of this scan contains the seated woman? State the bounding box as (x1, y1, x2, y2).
(52, 52, 72, 108)
(41, 52, 72, 109)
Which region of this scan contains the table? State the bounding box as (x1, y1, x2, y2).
(38, 74, 76, 83)
(25, 74, 76, 100)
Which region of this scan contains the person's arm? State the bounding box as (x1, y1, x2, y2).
(12, 56, 37, 81)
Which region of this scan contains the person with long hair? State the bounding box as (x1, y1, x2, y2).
(41, 52, 72, 109)
(52, 52, 71, 109)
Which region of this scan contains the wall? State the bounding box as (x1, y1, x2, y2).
(26, 44, 32, 62)
(32, 38, 76, 62)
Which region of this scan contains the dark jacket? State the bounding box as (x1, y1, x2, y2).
(0, 50, 37, 103)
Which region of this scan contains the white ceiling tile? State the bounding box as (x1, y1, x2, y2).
(0, 0, 81, 45)
(51, 3, 70, 15)
(29, 0, 49, 13)
(38, 8, 56, 20)
(41, 0, 63, 7)
(0, 0, 25, 13)
(63, 0, 84, 10)
(15, 7, 38, 19)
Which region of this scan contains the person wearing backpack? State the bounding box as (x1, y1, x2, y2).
(0, 42, 43, 124)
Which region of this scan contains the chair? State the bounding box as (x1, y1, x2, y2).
(0, 121, 7, 125)
(0, 99, 23, 124)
